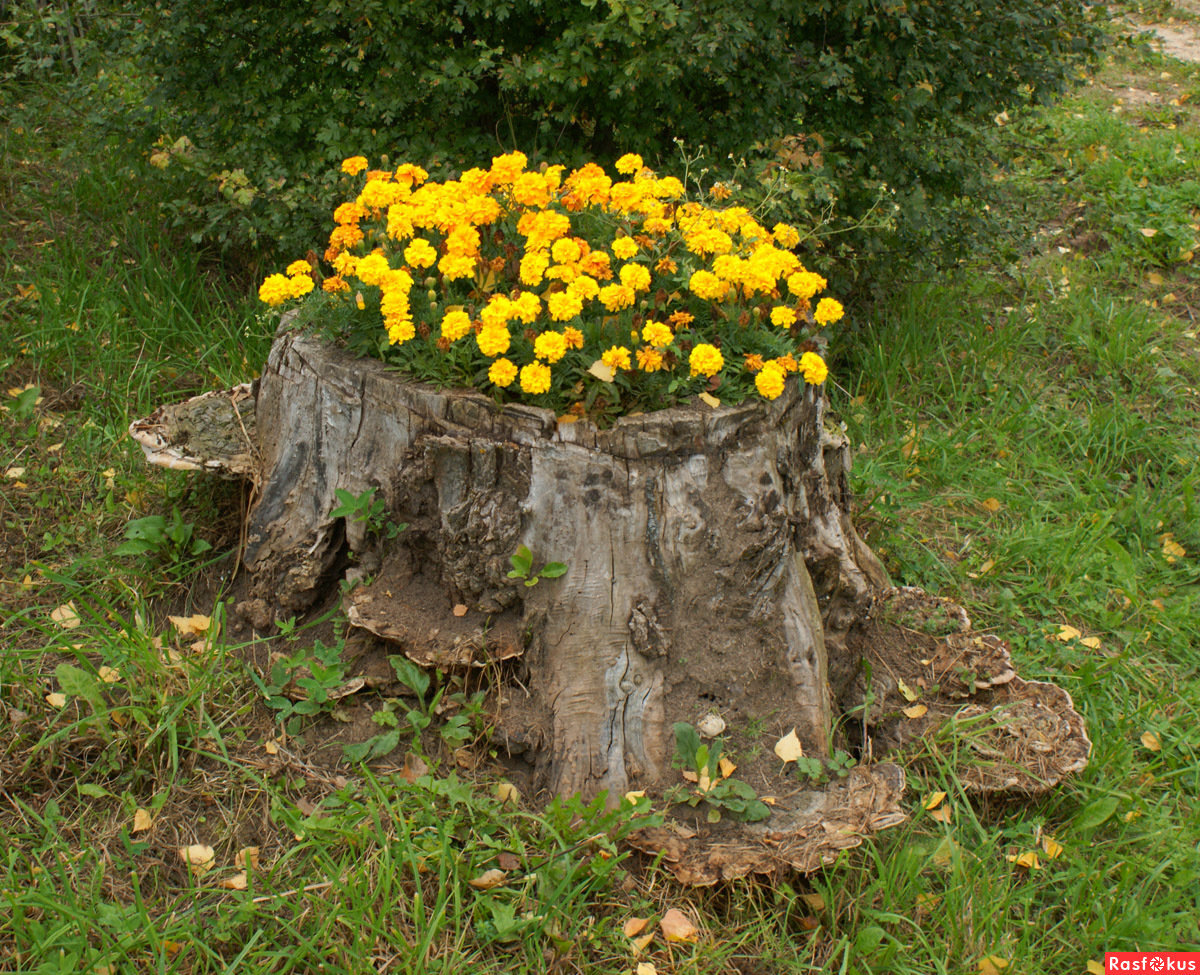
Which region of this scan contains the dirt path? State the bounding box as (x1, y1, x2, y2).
(1125, 2, 1200, 62)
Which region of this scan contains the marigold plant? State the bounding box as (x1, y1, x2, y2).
(260, 152, 844, 419)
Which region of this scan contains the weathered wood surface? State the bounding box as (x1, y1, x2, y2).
(236, 323, 887, 797)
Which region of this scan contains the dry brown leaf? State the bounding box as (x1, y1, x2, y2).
(1141, 730, 1162, 752)
(401, 751, 429, 783)
(631, 933, 655, 953)
(799, 892, 825, 912)
(50, 602, 81, 630)
(717, 756, 736, 780)
(452, 603, 469, 617)
(179, 844, 216, 877)
(930, 805, 952, 824)
(218, 871, 248, 890)
(903, 704, 928, 719)
(45, 692, 67, 708)
(496, 852, 521, 872)
(623, 916, 649, 938)
(468, 868, 507, 890)
(660, 908, 698, 943)
(132, 808, 153, 833)
(169, 614, 211, 637)
(923, 791, 947, 811)
(773, 728, 804, 763)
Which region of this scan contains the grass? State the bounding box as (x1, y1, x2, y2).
(2, 21, 1200, 974)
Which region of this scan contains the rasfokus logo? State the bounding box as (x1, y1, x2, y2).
(1107, 954, 1200, 972)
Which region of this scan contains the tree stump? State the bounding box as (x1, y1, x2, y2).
(233, 322, 887, 799)
(131, 321, 1091, 880)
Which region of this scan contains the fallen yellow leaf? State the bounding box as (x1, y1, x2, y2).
(698, 391, 721, 409)
(264, 740, 279, 755)
(978, 956, 1010, 975)
(1141, 730, 1162, 752)
(4, 467, 25, 479)
(97, 666, 121, 683)
(132, 808, 153, 833)
(717, 756, 737, 780)
(1055, 624, 1082, 642)
(923, 791, 947, 811)
(235, 847, 261, 870)
(468, 868, 507, 890)
(45, 692, 67, 708)
(773, 728, 804, 763)
(980, 497, 1001, 513)
(50, 602, 81, 630)
(1088, 961, 1105, 974)
(218, 871, 248, 890)
(799, 892, 825, 912)
(636, 964, 658, 975)
(169, 614, 211, 637)
(630, 933, 654, 953)
(1160, 534, 1186, 562)
(623, 916, 649, 938)
(495, 781, 520, 805)
(623, 790, 646, 804)
(588, 360, 615, 383)
(930, 804, 952, 824)
(1147, 271, 1165, 285)
(903, 704, 928, 719)
(179, 844, 216, 877)
(1080, 636, 1101, 650)
(896, 678, 919, 702)
(660, 907, 698, 943)
(452, 603, 468, 617)
(1041, 836, 1064, 859)
(1140, 227, 1158, 237)
(1006, 850, 1041, 870)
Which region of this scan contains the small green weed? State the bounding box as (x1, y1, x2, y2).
(507, 544, 567, 587)
(669, 722, 771, 823)
(250, 638, 348, 734)
(113, 510, 213, 563)
(329, 486, 407, 542)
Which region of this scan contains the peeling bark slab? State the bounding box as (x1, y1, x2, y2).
(129, 383, 258, 477)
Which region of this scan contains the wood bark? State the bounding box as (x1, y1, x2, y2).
(236, 323, 888, 799)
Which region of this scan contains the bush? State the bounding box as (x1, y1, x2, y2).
(134, 0, 1104, 280)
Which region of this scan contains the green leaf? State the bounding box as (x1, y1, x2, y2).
(1074, 796, 1119, 832)
(673, 722, 701, 765)
(509, 545, 533, 577)
(539, 561, 567, 579)
(54, 663, 105, 714)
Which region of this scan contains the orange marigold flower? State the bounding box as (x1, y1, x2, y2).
(655, 257, 678, 274)
(489, 150, 528, 185)
(668, 310, 695, 328)
(636, 346, 665, 372)
(563, 327, 585, 350)
(615, 153, 644, 175)
(744, 353, 765, 373)
(322, 275, 350, 294)
(341, 155, 369, 176)
(580, 250, 613, 280)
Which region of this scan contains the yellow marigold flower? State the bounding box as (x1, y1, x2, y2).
(641, 321, 673, 348)
(341, 155, 369, 176)
(615, 153, 644, 175)
(358, 178, 406, 211)
(611, 236, 638, 260)
(520, 210, 572, 249)
(688, 270, 728, 301)
(385, 205, 414, 242)
(545, 263, 580, 283)
(441, 309, 472, 342)
(567, 274, 600, 301)
(668, 310, 695, 328)
(775, 353, 799, 373)
(387, 317, 416, 345)
(619, 263, 651, 292)
(520, 361, 553, 395)
(814, 297, 844, 326)
(755, 362, 786, 400)
(285, 259, 312, 277)
(404, 238, 438, 269)
(547, 290, 584, 322)
(711, 254, 746, 283)
(380, 289, 411, 320)
(598, 284, 636, 312)
(684, 226, 733, 257)
(333, 202, 365, 225)
(609, 181, 648, 213)
(513, 291, 542, 324)
(489, 357, 518, 388)
(489, 150, 528, 185)
(534, 330, 569, 363)
(772, 222, 801, 248)
(655, 257, 678, 275)
(355, 253, 393, 287)
(744, 353, 765, 373)
(636, 347, 665, 372)
(289, 275, 315, 298)
(643, 216, 674, 235)
(512, 171, 553, 208)
(322, 275, 350, 294)
(770, 306, 798, 328)
(551, 237, 583, 264)
(394, 163, 429, 186)
(652, 176, 685, 199)
(445, 225, 481, 257)
(462, 193, 502, 226)
(438, 253, 476, 281)
(258, 273, 293, 306)
(689, 343, 724, 378)
(580, 250, 612, 280)
(328, 224, 364, 255)
(480, 295, 514, 329)
(602, 345, 632, 371)
(787, 270, 827, 300)
(476, 325, 511, 358)
(563, 326, 584, 350)
(799, 351, 828, 386)
(459, 167, 493, 195)
(520, 251, 551, 286)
